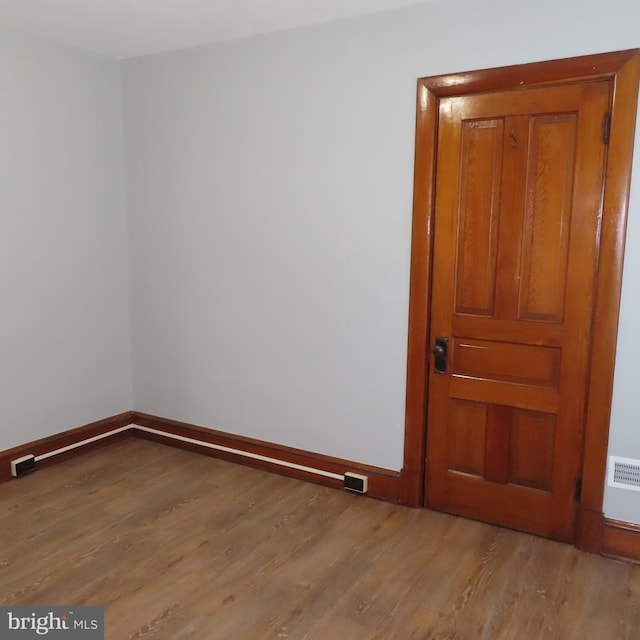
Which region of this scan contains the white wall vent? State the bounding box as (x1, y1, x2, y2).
(608, 456, 640, 492)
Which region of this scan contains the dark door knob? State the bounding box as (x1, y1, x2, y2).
(432, 344, 446, 358)
(432, 337, 448, 374)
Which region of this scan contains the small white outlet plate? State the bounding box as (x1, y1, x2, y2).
(344, 472, 368, 494)
(11, 454, 36, 477)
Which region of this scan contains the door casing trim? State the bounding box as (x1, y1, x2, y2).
(401, 49, 640, 552)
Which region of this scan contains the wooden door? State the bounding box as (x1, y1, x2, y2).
(425, 80, 610, 541)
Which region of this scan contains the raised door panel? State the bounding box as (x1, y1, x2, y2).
(451, 338, 561, 388)
(454, 120, 503, 317)
(519, 115, 577, 322)
(510, 409, 556, 491)
(446, 399, 487, 478)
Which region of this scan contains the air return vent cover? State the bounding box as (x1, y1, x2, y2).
(608, 456, 640, 492)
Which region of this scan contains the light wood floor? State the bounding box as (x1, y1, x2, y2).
(1, 438, 639, 639)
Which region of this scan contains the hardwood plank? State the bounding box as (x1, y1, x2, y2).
(1, 439, 639, 639)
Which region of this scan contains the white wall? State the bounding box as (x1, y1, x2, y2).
(0, 29, 133, 450)
(124, 0, 640, 517)
(605, 112, 640, 522)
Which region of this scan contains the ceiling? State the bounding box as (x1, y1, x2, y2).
(0, 0, 426, 60)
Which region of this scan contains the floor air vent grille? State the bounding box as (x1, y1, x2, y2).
(608, 456, 640, 492)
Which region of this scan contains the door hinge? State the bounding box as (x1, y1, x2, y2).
(603, 112, 611, 145)
(575, 477, 583, 503)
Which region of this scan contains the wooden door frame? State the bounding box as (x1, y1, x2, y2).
(401, 49, 640, 552)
